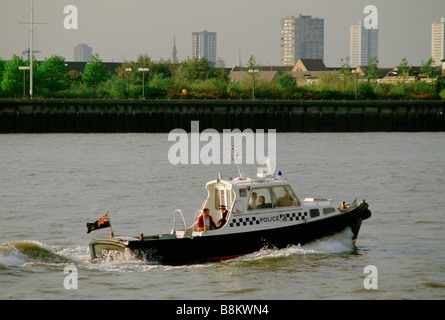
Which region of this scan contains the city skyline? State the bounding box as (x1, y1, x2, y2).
(1, 0, 444, 68)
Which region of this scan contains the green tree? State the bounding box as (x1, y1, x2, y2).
(0, 58, 6, 97)
(397, 58, 411, 78)
(38, 55, 69, 96)
(357, 82, 376, 99)
(151, 62, 172, 79)
(150, 73, 172, 92)
(366, 57, 380, 82)
(213, 57, 228, 83)
(103, 77, 126, 99)
(1, 55, 25, 98)
(116, 55, 154, 84)
(174, 57, 215, 85)
(116, 55, 154, 97)
(67, 70, 82, 86)
(339, 57, 354, 85)
(246, 55, 258, 70)
(82, 53, 111, 96)
(420, 57, 439, 79)
(276, 72, 296, 89)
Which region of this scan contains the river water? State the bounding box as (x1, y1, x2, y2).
(0, 132, 444, 301)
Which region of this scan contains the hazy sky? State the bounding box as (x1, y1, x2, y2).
(1, 0, 444, 67)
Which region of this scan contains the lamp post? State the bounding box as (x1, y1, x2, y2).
(248, 69, 259, 99)
(352, 69, 358, 100)
(138, 67, 149, 98)
(125, 68, 132, 98)
(386, 71, 398, 83)
(19, 66, 30, 98)
(29, 0, 33, 99)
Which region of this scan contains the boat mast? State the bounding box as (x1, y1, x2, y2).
(231, 146, 246, 179)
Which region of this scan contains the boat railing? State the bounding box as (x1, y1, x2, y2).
(172, 209, 187, 234)
(172, 209, 203, 238)
(192, 209, 201, 229)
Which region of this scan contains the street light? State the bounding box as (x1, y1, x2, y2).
(248, 69, 259, 99)
(351, 69, 358, 100)
(385, 71, 398, 84)
(386, 71, 398, 76)
(138, 67, 149, 98)
(125, 68, 132, 98)
(19, 66, 30, 98)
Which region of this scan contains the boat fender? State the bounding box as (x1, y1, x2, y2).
(361, 209, 372, 220)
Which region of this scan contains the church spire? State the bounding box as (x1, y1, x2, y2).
(236, 50, 242, 67)
(171, 33, 179, 64)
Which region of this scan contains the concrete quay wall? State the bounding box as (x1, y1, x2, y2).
(0, 99, 444, 133)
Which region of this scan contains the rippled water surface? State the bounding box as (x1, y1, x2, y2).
(0, 133, 444, 300)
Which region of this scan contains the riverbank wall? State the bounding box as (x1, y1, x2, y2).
(0, 99, 444, 133)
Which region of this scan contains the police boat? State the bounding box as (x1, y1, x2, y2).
(88, 166, 371, 264)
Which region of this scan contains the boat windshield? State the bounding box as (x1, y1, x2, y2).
(248, 185, 300, 210)
(272, 185, 300, 207)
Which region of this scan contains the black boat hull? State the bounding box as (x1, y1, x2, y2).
(90, 202, 370, 264)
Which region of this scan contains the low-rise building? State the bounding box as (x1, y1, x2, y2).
(228, 69, 281, 85)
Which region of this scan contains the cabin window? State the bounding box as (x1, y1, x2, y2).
(248, 188, 272, 210)
(272, 186, 300, 207)
(310, 209, 320, 218)
(323, 207, 335, 215)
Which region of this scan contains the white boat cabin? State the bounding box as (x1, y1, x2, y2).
(204, 172, 301, 219)
(172, 169, 343, 238)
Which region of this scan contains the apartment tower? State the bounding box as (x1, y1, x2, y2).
(280, 15, 324, 66)
(192, 31, 217, 63)
(350, 21, 378, 67)
(73, 43, 92, 62)
(431, 17, 445, 66)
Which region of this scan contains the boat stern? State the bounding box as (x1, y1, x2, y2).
(89, 237, 131, 260)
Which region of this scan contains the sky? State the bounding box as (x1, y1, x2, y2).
(0, 0, 444, 68)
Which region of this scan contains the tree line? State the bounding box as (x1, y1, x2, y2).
(0, 53, 444, 100)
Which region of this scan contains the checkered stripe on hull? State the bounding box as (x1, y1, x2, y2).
(229, 212, 308, 227)
(229, 216, 260, 227)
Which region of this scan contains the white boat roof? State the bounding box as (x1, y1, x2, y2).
(205, 171, 289, 190)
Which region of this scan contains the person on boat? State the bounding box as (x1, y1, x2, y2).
(197, 208, 217, 231)
(257, 195, 272, 209)
(216, 205, 228, 229)
(276, 191, 294, 207)
(248, 192, 258, 209)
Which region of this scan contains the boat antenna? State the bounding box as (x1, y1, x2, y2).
(231, 145, 246, 179)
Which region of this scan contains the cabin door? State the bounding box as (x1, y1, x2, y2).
(215, 188, 229, 209)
